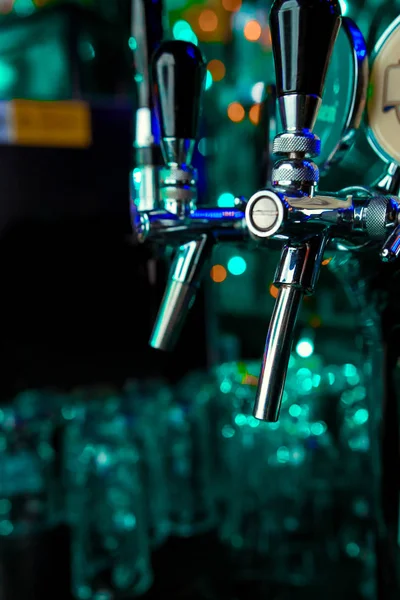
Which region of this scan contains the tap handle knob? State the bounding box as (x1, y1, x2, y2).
(270, 0, 341, 135)
(270, 0, 342, 99)
(152, 40, 207, 144)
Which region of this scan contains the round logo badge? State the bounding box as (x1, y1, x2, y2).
(245, 191, 284, 239)
(368, 15, 400, 164)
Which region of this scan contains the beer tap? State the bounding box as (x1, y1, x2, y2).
(245, 0, 400, 423)
(131, 0, 166, 212)
(134, 40, 247, 351)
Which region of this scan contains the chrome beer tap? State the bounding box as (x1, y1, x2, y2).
(131, 0, 166, 212)
(134, 40, 247, 351)
(246, 0, 400, 423)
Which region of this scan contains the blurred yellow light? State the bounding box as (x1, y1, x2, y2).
(198, 9, 218, 32)
(244, 20, 262, 41)
(270, 284, 279, 299)
(222, 0, 242, 11)
(249, 103, 261, 125)
(322, 257, 332, 266)
(208, 59, 226, 82)
(210, 264, 227, 283)
(227, 102, 245, 122)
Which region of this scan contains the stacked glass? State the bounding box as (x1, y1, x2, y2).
(177, 354, 376, 595)
(63, 390, 153, 600)
(63, 378, 218, 599)
(0, 389, 63, 539)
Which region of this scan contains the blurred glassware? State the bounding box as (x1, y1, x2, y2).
(63, 392, 153, 600)
(213, 360, 338, 586)
(166, 376, 217, 537)
(177, 355, 375, 594)
(123, 379, 171, 547)
(0, 389, 62, 538)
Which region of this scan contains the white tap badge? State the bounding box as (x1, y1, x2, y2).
(368, 17, 400, 164)
(383, 63, 400, 111)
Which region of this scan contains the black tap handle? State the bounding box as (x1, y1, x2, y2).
(270, 0, 342, 99)
(152, 40, 207, 140)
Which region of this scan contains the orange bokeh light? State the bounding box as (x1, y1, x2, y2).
(0, 0, 13, 13)
(222, 0, 242, 11)
(244, 20, 262, 41)
(249, 103, 261, 125)
(309, 315, 322, 329)
(227, 102, 245, 122)
(242, 372, 259, 386)
(207, 59, 226, 82)
(270, 284, 279, 299)
(261, 25, 272, 47)
(322, 257, 332, 266)
(210, 264, 227, 283)
(199, 9, 219, 32)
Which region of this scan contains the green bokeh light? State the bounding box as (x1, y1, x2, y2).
(310, 421, 327, 436)
(289, 404, 302, 418)
(205, 70, 213, 90)
(13, 0, 35, 16)
(173, 20, 198, 45)
(296, 338, 314, 358)
(227, 256, 247, 276)
(346, 542, 360, 558)
(217, 192, 235, 207)
(222, 424, 235, 438)
(220, 378, 232, 394)
(173, 20, 191, 37)
(128, 37, 138, 51)
(353, 408, 369, 425)
(0, 520, 13, 536)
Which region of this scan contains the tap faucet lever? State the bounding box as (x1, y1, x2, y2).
(271, 0, 342, 131)
(148, 40, 227, 352)
(247, 0, 342, 422)
(270, 0, 342, 194)
(152, 40, 206, 218)
(152, 40, 206, 172)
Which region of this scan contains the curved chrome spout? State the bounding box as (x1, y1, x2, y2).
(253, 234, 328, 422)
(253, 285, 302, 422)
(150, 235, 213, 351)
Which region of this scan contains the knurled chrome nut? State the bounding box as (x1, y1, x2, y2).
(160, 166, 197, 186)
(160, 185, 197, 203)
(365, 195, 391, 241)
(272, 159, 319, 185)
(273, 132, 321, 157)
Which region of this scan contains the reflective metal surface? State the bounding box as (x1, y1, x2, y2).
(253, 235, 328, 422)
(150, 235, 212, 351)
(161, 137, 196, 167)
(253, 285, 302, 422)
(277, 94, 322, 136)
